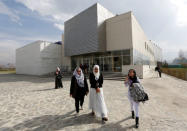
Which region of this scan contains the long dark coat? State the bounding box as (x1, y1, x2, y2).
(70, 76, 89, 98)
(55, 71, 63, 88)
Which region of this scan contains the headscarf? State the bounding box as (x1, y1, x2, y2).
(57, 67, 60, 72)
(56, 67, 61, 75)
(128, 69, 139, 86)
(73, 67, 84, 87)
(93, 65, 100, 80)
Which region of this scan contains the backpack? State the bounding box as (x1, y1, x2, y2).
(129, 83, 149, 102)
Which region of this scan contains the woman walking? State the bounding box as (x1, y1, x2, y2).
(55, 67, 63, 89)
(89, 65, 108, 122)
(70, 67, 89, 115)
(125, 69, 140, 128)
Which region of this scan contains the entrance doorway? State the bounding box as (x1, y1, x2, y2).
(113, 56, 122, 72)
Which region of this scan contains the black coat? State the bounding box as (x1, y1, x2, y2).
(89, 72, 103, 89)
(55, 71, 62, 88)
(155, 66, 161, 72)
(70, 76, 89, 98)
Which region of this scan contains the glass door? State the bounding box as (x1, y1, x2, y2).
(93, 57, 104, 71)
(104, 57, 112, 72)
(113, 56, 122, 72)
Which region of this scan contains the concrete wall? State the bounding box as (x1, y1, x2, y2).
(152, 42, 162, 63)
(131, 13, 156, 65)
(64, 4, 98, 56)
(16, 41, 41, 75)
(97, 4, 114, 52)
(122, 65, 144, 78)
(122, 65, 156, 79)
(106, 11, 162, 65)
(16, 41, 62, 75)
(40, 42, 62, 75)
(61, 44, 71, 71)
(61, 34, 71, 72)
(106, 12, 133, 51)
(64, 3, 114, 56)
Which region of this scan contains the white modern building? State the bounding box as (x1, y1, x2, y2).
(16, 3, 162, 78)
(16, 40, 62, 75)
(63, 3, 162, 78)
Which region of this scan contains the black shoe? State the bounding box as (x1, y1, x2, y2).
(135, 117, 139, 128)
(91, 112, 95, 116)
(102, 117, 108, 121)
(132, 111, 135, 119)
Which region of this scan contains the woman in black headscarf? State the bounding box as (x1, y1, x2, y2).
(124, 69, 140, 128)
(55, 67, 63, 89)
(70, 67, 89, 115)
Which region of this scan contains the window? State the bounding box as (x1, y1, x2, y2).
(122, 49, 130, 55)
(123, 56, 130, 65)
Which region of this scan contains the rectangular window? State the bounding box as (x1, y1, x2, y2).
(122, 49, 130, 55)
(123, 56, 130, 65)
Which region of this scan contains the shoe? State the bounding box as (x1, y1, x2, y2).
(102, 117, 108, 121)
(91, 111, 95, 116)
(80, 106, 83, 110)
(132, 111, 135, 119)
(135, 117, 139, 128)
(75, 112, 79, 117)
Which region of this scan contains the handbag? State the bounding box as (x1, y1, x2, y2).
(130, 83, 149, 102)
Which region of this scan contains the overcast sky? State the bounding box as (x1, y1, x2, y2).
(0, 0, 187, 65)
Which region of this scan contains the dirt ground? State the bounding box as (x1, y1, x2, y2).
(0, 74, 187, 131)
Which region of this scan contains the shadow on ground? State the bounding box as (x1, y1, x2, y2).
(0, 74, 71, 83)
(0, 111, 135, 131)
(87, 116, 135, 131)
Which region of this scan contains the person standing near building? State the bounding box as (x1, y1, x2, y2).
(55, 67, 63, 89)
(89, 65, 108, 122)
(155, 65, 162, 78)
(70, 67, 89, 115)
(124, 69, 140, 128)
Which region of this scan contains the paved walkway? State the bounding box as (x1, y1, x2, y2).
(0, 74, 187, 131)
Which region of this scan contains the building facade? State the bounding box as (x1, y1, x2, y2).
(16, 41, 62, 75)
(16, 3, 162, 77)
(64, 3, 162, 77)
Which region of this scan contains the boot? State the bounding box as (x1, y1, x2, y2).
(131, 111, 135, 119)
(135, 117, 139, 128)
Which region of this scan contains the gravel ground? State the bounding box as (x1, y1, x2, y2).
(0, 74, 187, 131)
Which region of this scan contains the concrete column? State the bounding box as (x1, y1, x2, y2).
(130, 48, 133, 65)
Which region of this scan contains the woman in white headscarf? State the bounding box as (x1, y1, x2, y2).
(70, 67, 89, 114)
(89, 65, 108, 121)
(55, 67, 63, 89)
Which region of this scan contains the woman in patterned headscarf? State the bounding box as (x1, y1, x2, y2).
(89, 65, 108, 122)
(70, 67, 89, 115)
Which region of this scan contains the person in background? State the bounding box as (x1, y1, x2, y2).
(80, 64, 83, 71)
(70, 67, 89, 115)
(89, 65, 108, 122)
(155, 65, 162, 78)
(124, 69, 140, 128)
(55, 67, 63, 89)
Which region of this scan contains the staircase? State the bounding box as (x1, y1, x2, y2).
(102, 72, 126, 81)
(43, 71, 126, 81)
